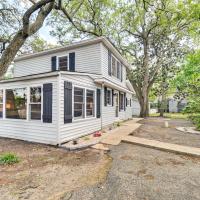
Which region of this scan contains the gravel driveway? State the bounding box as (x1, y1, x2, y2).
(70, 143, 200, 200)
(132, 117, 200, 148)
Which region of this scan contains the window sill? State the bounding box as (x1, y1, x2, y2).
(72, 116, 97, 123)
(0, 118, 44, 123)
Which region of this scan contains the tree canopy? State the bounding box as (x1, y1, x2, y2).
(49, 0, 200, 116)
(172, 51, 200, 129)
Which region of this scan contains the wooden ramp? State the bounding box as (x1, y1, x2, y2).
(123, 136, 200, 157)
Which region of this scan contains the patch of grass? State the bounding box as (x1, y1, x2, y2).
(0, 153, 20, 165)
(164, 113, 188, 119)
(149, 113, 188, 119)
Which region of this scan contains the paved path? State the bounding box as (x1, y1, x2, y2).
(101, 121, 142, 145)
(123, 136, 200, 157)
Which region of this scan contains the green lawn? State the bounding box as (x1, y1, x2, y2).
(149, 113, 189, 119)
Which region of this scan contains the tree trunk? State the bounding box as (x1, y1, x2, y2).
(138, 90, 149, 118)
(0, 31, 27, 77)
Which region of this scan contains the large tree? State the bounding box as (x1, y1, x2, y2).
(49, 0, 199, 117)
(0, 0, 56, 77)
(172, 51, 200, 129)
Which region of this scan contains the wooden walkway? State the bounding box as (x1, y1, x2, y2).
(123, 136, 200, 157)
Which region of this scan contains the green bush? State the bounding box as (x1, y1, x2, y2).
(0, 153, 20, 165)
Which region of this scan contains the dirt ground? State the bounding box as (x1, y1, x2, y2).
(0, 138, 112, 200)
(70, 143, 200, 200)
(1, 117, 200, 200)
(132, 117, 200, 148)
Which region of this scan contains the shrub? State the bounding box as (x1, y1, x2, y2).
(0, 153, 20, 165)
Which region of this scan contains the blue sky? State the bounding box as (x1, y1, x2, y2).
(39, 24, 58, 44)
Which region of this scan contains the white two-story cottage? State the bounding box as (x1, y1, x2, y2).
(0, 37, 137, 145)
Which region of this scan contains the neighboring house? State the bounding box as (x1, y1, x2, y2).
(0, 37, 137, 145)
(168, 98, 187, 113)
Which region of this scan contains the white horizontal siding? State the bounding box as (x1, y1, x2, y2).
(132, 96, 140, 116)
(125, 93, 133, 119)
(102, 87, 116, 126)
(75, 43, 101, 74)
(59, 74, 101, 143)
(14, 43, 101, 77)
(0, 76, 58, 145)
(101, 43, 127, 87)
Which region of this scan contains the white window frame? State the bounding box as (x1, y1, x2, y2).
(29, 86, 43, 122)
(111, 54, 122, 81)
(0, 89, 3, 118)
(57, 55, 69, 70)
(107, 88, 112, 106)
(5, 87, 28, 120)
(72, 85, 96, 121)
(120, 93, 124, 111)
(86, 89, 95, 118)
(73, 86, 85, 120)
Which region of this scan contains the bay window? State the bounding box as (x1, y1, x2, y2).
(86, 90, 94, 117)
(30, 87, 42, 120)
(74, 87, 84, 119)
(6, 88, 27, 119)
(0, 90, 3, 118)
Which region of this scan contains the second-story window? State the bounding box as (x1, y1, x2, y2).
(0, 90, 3, 118)
(117, 61, 120, 79)
(112, 56, 117, 77)
(30, 87, 42, 120)
(58, 56, 68, 71)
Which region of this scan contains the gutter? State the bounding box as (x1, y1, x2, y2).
(0, 71, 59, 83)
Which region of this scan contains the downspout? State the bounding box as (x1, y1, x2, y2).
(57, 72, 61, 146)
(101, 82, 104, 130)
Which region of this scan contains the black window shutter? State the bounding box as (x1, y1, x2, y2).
(96, 89, 101, 118)
(120, 63, 123, 82)
(126, 97, 128, 107)
(119, 92, 121, 111)
(112, 89, 114, 106)
(117, 62, 120, 79)
(51, 56, 57, 71)
(43, 83, 53, 123)
(124, 93, 126, 111)
(130, 98, 132, 107)
(69, 52, 75, 72)
(104, 87, 107, 106)
(108, 50, 111, 76)
(64, 81, 73, 123)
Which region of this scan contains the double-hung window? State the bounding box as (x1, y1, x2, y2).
(58, 56, 68, 71)
(107, 89, 112, 106)
(86, 90, 94, 117)
(112, 56, 117, 77)
(117, 61, 120, 79)
(0, 90, 3, 118)
(74, 87, 84, 119)
(120, 93, 124, 110)
(6, 88, 27, 119)
(30, 87, 42, 120)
